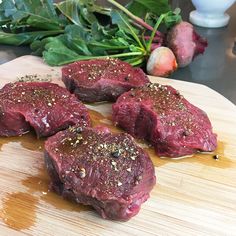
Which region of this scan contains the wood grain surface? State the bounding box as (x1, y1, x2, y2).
(0, 56, 236, 236)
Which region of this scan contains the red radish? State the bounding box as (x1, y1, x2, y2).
(146, 47, 178, 77)
(166, 21, 208, 68)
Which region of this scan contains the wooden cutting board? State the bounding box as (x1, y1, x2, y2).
(0, 55, 236, 236)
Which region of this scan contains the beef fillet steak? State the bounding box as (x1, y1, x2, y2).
(112, 83, 217, 157)
(0, 82, 91, 137)
(44, 126, 156, 221)
(62, 58, 149, 103)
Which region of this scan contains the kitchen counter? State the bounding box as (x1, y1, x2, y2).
(0, 2, 235, 104)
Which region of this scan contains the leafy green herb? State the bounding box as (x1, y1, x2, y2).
(110, 10, 144, 49)
(0, 30, 63, 46)
(56, 0, 85, 26)
(0, 0, 182, 67)
(164, 8, 182, 28)
(0, 0, 64, 30)
(127, 0, 170, 17)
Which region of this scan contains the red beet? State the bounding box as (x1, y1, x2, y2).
(166, 21, 208, 67)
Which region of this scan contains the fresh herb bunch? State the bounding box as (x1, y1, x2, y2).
(0, 0, 181, 66)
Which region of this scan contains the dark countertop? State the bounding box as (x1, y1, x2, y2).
(172, 2, 236, 105)
(0, 2, 235, 104)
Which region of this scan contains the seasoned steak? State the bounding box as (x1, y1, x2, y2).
(0, 82, 91, 137)
(112, 83, 217, 157)
(44, 126, 156, 221)
(62, 58, 149, 103)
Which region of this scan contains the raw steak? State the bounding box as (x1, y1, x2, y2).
(44, 126, 156, 221)
(62, 58, 149, 103)
(112, 83, 217, 157)
(0, 82, 91, 137)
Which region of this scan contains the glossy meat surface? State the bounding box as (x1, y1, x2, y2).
(45, 126, 156, 220)
(62, 58, 149, 102)
(0, 82, 91, 137)
(112, 83, 217, 157)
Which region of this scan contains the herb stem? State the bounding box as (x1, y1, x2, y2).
(89, 42, 130, 50)
(107, 0, 162, 37)
(55, 51, 144, 66)
(114, 10, 144, 49)
(146, 14, 166, 52)
(130, 57, 145, 66)
(125, 55, 145, 66)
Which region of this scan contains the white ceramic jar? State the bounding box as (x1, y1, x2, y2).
(190, 0, 236, 28)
